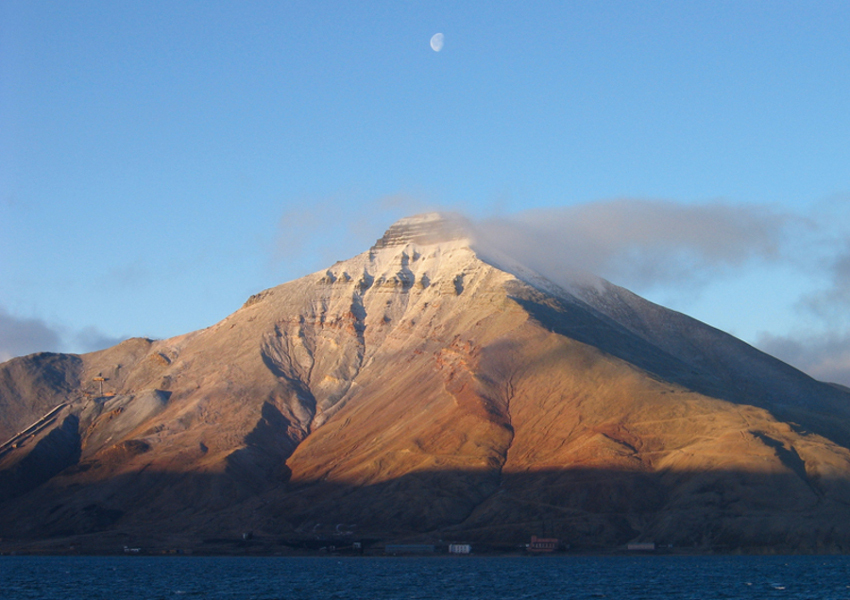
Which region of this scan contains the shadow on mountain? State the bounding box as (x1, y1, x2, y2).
(0, 414, 81, 502)
(511, 291, 850, 448)
(225, 402, 298, 493)
(3, 464, 850, 553)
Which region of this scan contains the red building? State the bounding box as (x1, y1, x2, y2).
(528, 535, 559, 552)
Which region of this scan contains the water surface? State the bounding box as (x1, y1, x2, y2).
(2, 555, 848, 599)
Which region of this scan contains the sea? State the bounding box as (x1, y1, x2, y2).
(1, 555, 849, 600)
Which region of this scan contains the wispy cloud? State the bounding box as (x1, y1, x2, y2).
(272, 192, 432, 274)
(101, 261, 151, 290)
(71, 326, 126, 354)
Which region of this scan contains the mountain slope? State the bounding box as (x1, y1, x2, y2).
(2, 213, 850, 552)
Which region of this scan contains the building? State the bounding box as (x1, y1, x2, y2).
(528, 536, 559, 552)
(448, 543, 471, 554)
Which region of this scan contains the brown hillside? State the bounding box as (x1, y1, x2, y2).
(2, 213, 850, 553)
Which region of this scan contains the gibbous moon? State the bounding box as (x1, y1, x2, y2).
(430, 33, 444, 52)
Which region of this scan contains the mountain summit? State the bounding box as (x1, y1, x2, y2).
(2, 214, 850, 553)
(371, 212, 471, 248)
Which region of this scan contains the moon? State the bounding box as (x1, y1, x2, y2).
(430, 33, 444, 52)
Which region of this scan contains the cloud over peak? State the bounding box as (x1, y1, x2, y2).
(474, 199, 791, 291)
(471, 197, 850, 387)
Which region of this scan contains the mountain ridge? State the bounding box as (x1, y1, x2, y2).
(2, 213, 850, 553)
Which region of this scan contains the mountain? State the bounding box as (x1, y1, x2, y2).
(2, 213, 850, 553)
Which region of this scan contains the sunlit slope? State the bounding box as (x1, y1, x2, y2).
(276, 300, 850, 548)
(2, 213, 850, 551)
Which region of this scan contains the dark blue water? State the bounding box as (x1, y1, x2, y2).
(1, 555, 849, 600)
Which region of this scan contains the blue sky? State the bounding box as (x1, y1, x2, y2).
(1, 1, 849, 383)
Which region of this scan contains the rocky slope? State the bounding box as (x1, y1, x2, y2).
(2, 213, 850, 553)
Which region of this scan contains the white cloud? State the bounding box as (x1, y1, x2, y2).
(473, 199, 794, 292)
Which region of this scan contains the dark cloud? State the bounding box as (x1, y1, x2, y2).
(0, 307, 62, 362)
(757, 332, 850, 387)
(473, 199, 793, 292)
(0, 306, 125, 363)
(798, 239, 850, 324)
(783, 237, 850, 387)
(791, 196, 850, 323)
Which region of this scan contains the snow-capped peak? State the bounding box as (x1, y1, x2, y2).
(371, 212, 472, 250)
